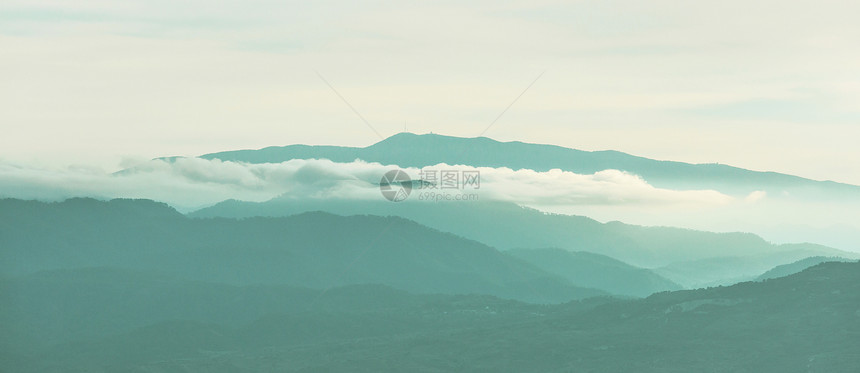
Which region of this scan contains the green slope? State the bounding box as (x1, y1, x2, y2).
(190, 198, 855, 285)
(0, 198, 605, 303)
(756, 256, 853, 281)
(507, 248, 682, 297)
(9, 262, 859, 372)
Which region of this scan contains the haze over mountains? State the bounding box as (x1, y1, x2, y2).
(191, 198, 856, 288)
(1, 198, 608, 303)
(2, 133, 859, 372)
(2, 198, 857, 373)
(4, 133, 859, 249)
(506, 248, 682, 297)
(191, 133, 860, 251)
(6, 0, 860, 370)
(4, 133, 858, 291)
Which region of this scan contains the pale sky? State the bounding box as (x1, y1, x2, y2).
(2, 0, 859, 184)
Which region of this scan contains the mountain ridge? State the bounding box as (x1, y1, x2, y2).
(0, 198, 606, 303)
(506, 248, 682, 297)
(8, 261, 858, 372)
(195, 132, 860, 196)
(190, 198, 857, 277)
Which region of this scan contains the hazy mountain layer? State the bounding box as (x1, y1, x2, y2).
(191, 198, 855, 286)
(0, 198, 604, 303)
(654, 249, 854, 288)
(756, 256, 853, 281)
(507, 248, 682, 297)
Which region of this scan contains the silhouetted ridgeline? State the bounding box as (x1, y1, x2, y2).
(195, 133, 860, 197)
(0, 198, 604, 303)
(2, 198, 857, 372)
(756, 255, 854, 281)
(507, 248, 682, 297)
(191, 198, 855, 286)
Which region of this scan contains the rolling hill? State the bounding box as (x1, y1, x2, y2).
(190, 198, 855, 287)
(6, 261, 858, 372)
(506, 248, 682, 297)
(0, 198, 605, 303)
(756, 256, 854, 281)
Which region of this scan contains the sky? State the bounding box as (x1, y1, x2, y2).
(2, 0, 860, 184)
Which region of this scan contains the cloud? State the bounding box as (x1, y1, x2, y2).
(745, 190, 767, 203)
(7, 158, 859, 254)
(468, 166, 732, 206)
(0, 158, 732, 211)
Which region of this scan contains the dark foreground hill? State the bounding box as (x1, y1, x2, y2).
(0, 198, 604, 303)
(3, 261, 857, 372)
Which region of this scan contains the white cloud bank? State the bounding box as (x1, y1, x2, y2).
(0, 158, 732, 211)
(6, 157, 860, 253)
(745, 190, 767, 203)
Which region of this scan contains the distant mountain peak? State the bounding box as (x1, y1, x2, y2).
(194, 132, 860, 197)
(369, 132, 501, 148)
